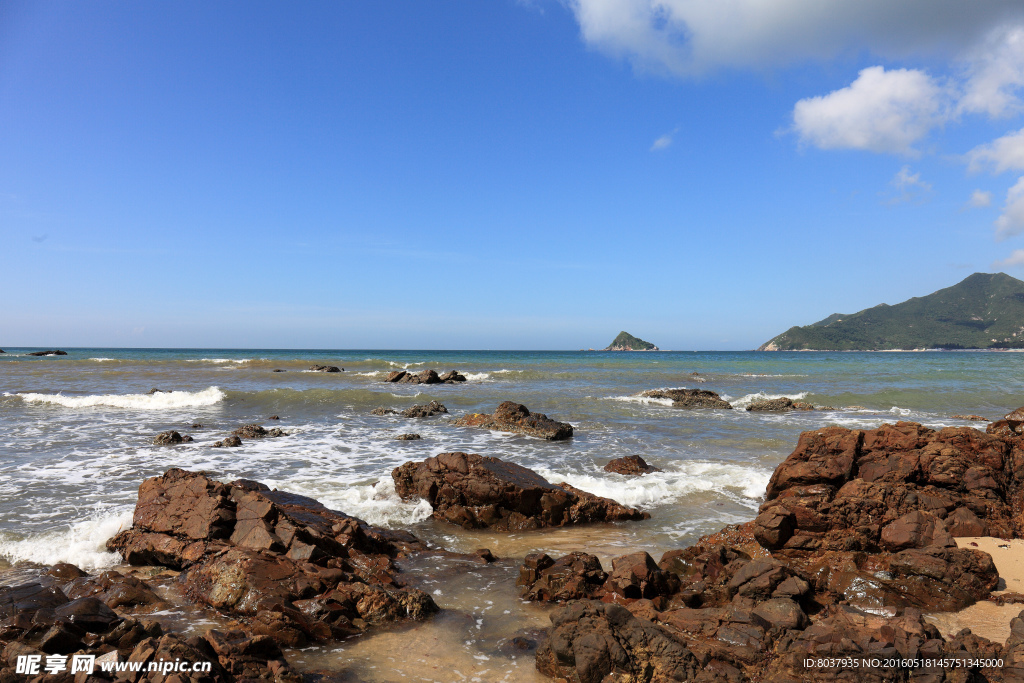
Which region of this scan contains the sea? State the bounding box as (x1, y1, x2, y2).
(0, 348, 1021, 680)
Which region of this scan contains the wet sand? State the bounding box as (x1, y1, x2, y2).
(924, 537, 1024, 643)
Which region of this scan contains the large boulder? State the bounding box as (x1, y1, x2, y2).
(638, 388, 732, 409)
(453, 401, 574, 440)
(106, 469, 438, 644)
(391, 452, 649, 530)
(754, 422, 1021, 553)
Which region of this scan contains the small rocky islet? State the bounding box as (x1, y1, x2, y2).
(8, 403, 1024, 680)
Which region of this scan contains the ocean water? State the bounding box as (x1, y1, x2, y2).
(0, 348, 1020, 678)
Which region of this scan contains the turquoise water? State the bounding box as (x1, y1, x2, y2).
(0, 348, 1020, 570)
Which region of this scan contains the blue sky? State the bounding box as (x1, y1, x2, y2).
(4, 1, 1024, 349)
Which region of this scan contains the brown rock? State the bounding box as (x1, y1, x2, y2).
(604, 455, 662, 476)
(518, 552, 607, 602)
(401, 401, 448, 418)
(453, 401, 574, 440)
(638, 388, 732, 409)
(233, 424, 267, 438)
(153, 430, 184, 445)
(746, 397, 813, 412)
(391, 452, 648, 531)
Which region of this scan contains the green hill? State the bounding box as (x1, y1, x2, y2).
(605, 331, 659, 351)
(759, 272, 1024, 351)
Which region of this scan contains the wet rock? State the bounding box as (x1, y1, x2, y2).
(395, 433, 421, 440)
(535, 601, 699, 683)
(64, 571, 164, 609)
(27, 350, 67, 356)
(746, 397, 813, 411)
(106, 468, 439, 644)
(272, 368, 286, 372)
(453, 401, 574, 440)
(212, 435, 242, 448)
(392, 451, 648, 531)
(518, 552, 608, 602)
(53, 597, 121, 632)
(268, 415, 280, 420)
(604, 455, 662, 476)
(401, 401, 448, 418)
(638, 388, 732, 409)
(153, 430, 185, 445)
(309, 365, 342, 372)
(0, 583, 69, 618)
(45, 563, 88, 582)
(233, 424, 268, 438)
(147, 387, 165, 394)
(1005, 406, 1024, 421)
(953, 414, 990, 421)
(371, 407, 398, 415)
(603, 552, 681, 602)
(192, 422, 203, 428)
(385, 369, 465, 384)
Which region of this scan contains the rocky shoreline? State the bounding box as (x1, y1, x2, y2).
(5, 410, 1024, 681)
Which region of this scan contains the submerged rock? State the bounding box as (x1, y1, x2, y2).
(153, 430, 185, 446)
(309, 364, 342, 372)
(746, 397, 814, 411)
(392, 451, 648, 530)
(385, 369, 466, 384)
(639, 388, 732, 409)
(212, 435, 242, 448)
(454, 401, 574, 440)
(402, 401, 447, 418)
(395, 433, 421, 440)
(604, 454, 662, 476)
(232, 424, 284, 439)
(106, 469, 439, 646)
(27, 349, 67, 356)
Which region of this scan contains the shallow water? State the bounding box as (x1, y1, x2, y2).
(1, 348, 1021, 674)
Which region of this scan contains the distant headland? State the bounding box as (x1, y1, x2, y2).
(759, 272, 1024, 351)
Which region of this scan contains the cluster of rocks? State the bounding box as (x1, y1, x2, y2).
(105, 469, 440, 647)
(371, 401, 448, 418)
(0, 555, 308, 682)
(639, 388, 732, 409)
(454, 401, 574, 440)
(392, 451, 649, 531)
(27, 350, 67, 356)
(518, 414, 1024, 682)
(308, 365, 342, 372)
(385, 369, 466, 384)
(210, 424, 287, 448)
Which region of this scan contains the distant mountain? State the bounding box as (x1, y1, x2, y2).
(605, 331, 659, 351)
(759, 272, 1024, 351)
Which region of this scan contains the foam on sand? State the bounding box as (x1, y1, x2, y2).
(0, 509, 133, 571)
(13, 386, 226, 410)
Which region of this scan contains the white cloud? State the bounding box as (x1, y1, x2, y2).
(969, 189, 993, 207)
(992, 248, 1024, 268)
(958, 26, 1024, 117)
(966, 127, 1024, 173)
(887, 166, 932, 203)
(791, 67, 947, 154)
(650, 130, 675, 151)
(567, 0, 1024, 75)
(995, 176, 1024, 239)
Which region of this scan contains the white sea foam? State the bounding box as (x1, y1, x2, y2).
(14, 386, 226, 410)
(537, 460, 770, 509)
(889, 406, 913, 416)
(88, 357, 116, 362)
(728, 391, 808, 409)
(606, 395, 675, 407)
(462, 372, 491, 381)
(0, 510, 133, 570)
(355, 371, 384, 377)
(290, 479, 433, 528)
